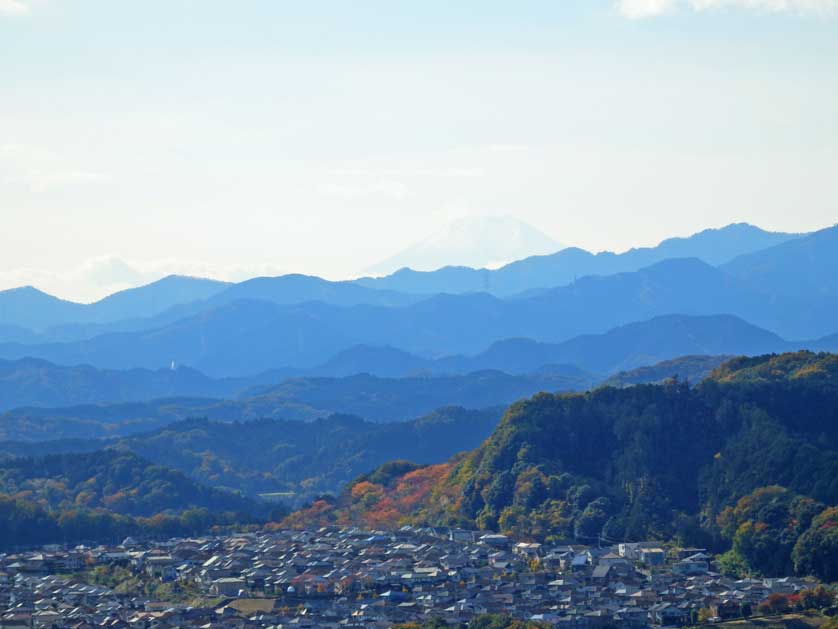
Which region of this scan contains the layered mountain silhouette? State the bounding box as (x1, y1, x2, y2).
(0, 357, 285, 411)
(207, 274, 418, 308)
(0, 275, 228, 333)
(0, 274, 421, 344)
(309, 313, 835, 376)
(0, 370, 567, 440)
(0, 222, 807, 344)
(357, 222, 803, 296)
(1, 313, 835, 411)
(2, 256, 835, 376)
(722, 225, 838, 299)
(439, 314, 793, 374)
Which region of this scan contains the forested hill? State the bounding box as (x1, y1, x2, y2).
(0, 370, 565, 441)
(602, 355, 729, 387)
(110, 408, 501, 500)
(0, 407, 502, 503)
(285, 352, 838, 581)
(0, 449, 269, 551)
(709, 351, 838, 384)
(0, 449, 258, 518)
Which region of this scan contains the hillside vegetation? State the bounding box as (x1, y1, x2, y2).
(0, 450, 268, 551)
(0, 371, 553, 440)
(0, 450, 257, 518)
(111, 408, 500, 500)
(0, 407, 502, 503)
(286, 352, 838, 581)
(603, 355, 730, 387)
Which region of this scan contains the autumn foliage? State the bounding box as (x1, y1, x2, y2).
(282, 462, 455, 530)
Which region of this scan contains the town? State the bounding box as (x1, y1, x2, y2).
(1, 526, 832, 628)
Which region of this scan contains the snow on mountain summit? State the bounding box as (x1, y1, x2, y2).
(365, 215, 562, 275)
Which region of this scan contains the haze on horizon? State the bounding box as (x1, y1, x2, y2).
(2, 0, 837, 301)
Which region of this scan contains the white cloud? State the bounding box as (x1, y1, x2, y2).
(689, 0, 838, 12)
(617, 0, 838, 16)
(617, 0, 677, 18)
(0, 0, 29, 16)
(0, 256, 291, 303)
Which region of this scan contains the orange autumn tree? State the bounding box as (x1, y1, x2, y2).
(281, 462, 456, 530)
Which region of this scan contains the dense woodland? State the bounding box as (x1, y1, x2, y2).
(0, 370, 556, 440)
(0, 450, 259, 517)
(0, 407, 501, 501)
(110, 408, 500, 499)
(602, 355, 729, 387)
(0, 491, 269, 552)
(0, 450, 273, 551)
(286, 352, 838, 581)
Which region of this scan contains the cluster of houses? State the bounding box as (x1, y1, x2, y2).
(0, 526, 821, 628)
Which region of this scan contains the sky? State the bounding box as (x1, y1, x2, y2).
(1, 0, 837, 302)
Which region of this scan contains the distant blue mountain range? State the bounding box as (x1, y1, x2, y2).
(357, 222, 805, 296)
(0, 223, 835, 380)
(1, 313, 835, 412)
(0, 275, 229, 334)
(0, 222, 808, 336)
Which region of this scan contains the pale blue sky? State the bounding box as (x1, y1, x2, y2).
(1, 0, 837, 300)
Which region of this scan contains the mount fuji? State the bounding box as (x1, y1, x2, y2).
(365, 215, 561, 276)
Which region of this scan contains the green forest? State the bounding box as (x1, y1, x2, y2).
(0, 406, 500, 501)
(288, 352, 838, 581)
(0, 450, 271, 551)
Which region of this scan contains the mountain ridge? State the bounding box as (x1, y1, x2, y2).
(1, 274, 836, 376)
(283, 351, 838, 581)
(1, 313, 832, 407)
(722, 225, 838, 299)
(0, 275, 229, 333)
(0, 222, 810, 342)
(357, 222, 805, 297)
(0, 408, 503, 503)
